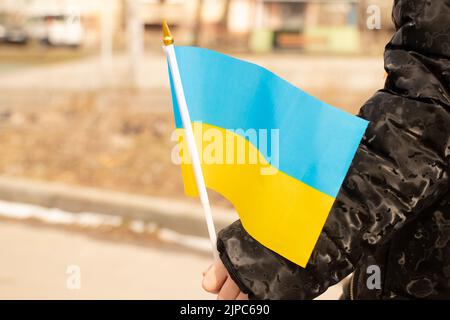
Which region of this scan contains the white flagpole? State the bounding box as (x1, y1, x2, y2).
(162, 21, 218, 260)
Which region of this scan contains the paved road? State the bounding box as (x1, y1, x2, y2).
(0, 220, 342, 299)
(0, 51, 384, 114)
(0, 51, 384, 90)
(0, 220, 212, 299)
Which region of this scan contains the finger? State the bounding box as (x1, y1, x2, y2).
(236, 292, 249, 300)
(202, 260, 228, 294)
(217, 276, 241, 300)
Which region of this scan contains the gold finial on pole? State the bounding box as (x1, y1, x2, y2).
(162, 19, 174, 46)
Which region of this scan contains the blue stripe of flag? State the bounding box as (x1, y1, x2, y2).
(170, 46, 368, 198)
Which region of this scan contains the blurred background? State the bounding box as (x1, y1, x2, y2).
(0, 0, 393, 299)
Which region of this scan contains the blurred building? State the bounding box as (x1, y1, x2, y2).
(211, 0, 394, 53)
(0, 0, 393, 53)
(146, 0, 394, 53)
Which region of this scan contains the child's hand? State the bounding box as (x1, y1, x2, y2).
(202, 259, 248, 300)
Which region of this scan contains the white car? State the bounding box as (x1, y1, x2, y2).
(27, 13, 83, 47)
(46, 13, 83, 47)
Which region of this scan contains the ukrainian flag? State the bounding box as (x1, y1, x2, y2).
(168, 46, 368, 267)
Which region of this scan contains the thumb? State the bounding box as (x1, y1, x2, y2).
(202, 259, 228, 294)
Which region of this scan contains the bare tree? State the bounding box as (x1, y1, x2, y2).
(220, 0, 231, 30)
(192, 0, 204, 46)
